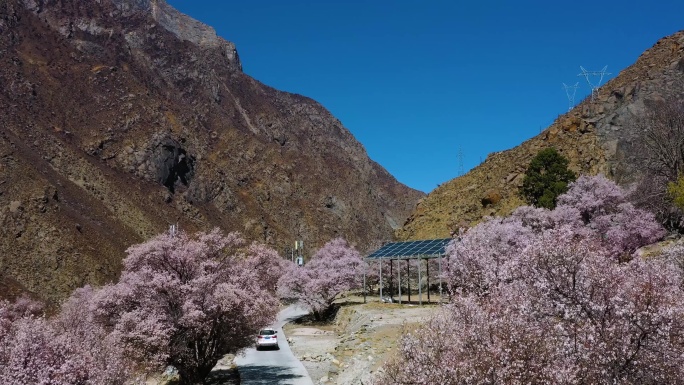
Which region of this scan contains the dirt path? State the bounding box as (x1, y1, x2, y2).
(285, 298, 438, 384)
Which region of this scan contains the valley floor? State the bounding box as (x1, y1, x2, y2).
(284, 295, 438, 385)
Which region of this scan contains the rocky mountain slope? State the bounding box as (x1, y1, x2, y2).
(0, 0, 424, 304)
(398, 31, 684, 240)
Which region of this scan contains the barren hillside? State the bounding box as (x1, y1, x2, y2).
(0, 0, 424, 304)
(398, 31, 684, 240)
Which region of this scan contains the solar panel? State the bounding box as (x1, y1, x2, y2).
(366, 238, 452, 260)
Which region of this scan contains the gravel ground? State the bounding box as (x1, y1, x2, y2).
(285, 326, 337, 383)
(285, 297, 438, 385)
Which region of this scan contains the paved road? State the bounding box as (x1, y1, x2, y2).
(234, 304, 314, 385)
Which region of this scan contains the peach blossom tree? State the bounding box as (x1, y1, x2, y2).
(0, 229, 285, 385)
(0, 294, 131, 385)
(90, 229, 281, 384)
(278, 238, 363, 320)
(377, 176, 678, 385)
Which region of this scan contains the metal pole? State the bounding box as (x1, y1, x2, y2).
(379, 259, 383, 301)
(427, 259, 431, 303)
(390, 260, 393, 299)
(398, 258, 402, 304)
(363, 260, 367, 304)
(418, 258, 422, 306)
(407, 259, 411, 303)
(439, 254, 443, 304)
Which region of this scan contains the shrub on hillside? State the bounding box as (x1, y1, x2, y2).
(519, 147, 576, 209)
(631, 98, 684, 230)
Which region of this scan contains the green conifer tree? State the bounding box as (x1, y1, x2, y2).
(520, 148, 576, 209)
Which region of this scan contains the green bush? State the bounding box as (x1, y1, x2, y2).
(519, 148, 576, 209)
(668, 176, 684, 210)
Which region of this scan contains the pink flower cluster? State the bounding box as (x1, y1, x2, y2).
(0, 293, 131, 385)
(278, 238, 364, 319)
(0, 228, 286, 385)
(377, 175, 684, 385)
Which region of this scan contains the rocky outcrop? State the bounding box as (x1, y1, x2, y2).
(398, 31, 684, 240)
(0, 0, 424, 303)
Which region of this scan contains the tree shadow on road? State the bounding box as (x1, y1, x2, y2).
(205, 367, 240, 385)
(238, 364, 309, 384)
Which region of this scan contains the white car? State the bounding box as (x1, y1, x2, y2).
(256, 328, 279, 350)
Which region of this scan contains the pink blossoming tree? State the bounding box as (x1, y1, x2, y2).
(0, 229, 285, 385)
(0, 294, 132, 385)
(379, 228, 684, 384)
(91, 229, 281, 384)
(278, 238, 363, 320)
(377, 175, 678, 385)
(444, 215, 534, 296)
(556, 174, 665, 258)
(241, 242, 291, 295)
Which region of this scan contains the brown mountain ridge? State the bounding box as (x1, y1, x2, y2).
(0, 0, 424, 304)
(398, 30, 684, 240)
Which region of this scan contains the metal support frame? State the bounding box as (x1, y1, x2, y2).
(427, 260, 430, 303)
(363, 262, 367, 304)
(562, 82, 579, 111)
(379, 260, 383, 300)
(397, 259, 402, 304)
(418, 258, 423, 305)
(364, 244, 451, 304)
(438, 254, 443, 304)
(407, 259, 411, 303)
(365, 238, 451, 304)
(366, 257, 441, 304)
(390, 260, 394, 299)
(577, 66, 611, 101)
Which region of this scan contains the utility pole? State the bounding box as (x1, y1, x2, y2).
(169, 223, 178, 237)
(294, 240, 304, 266)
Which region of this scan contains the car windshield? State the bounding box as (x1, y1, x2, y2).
(259, 330, 276, 335)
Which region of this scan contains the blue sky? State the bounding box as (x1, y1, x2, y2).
(167, 0, 683, 193)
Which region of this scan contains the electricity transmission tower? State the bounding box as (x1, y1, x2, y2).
(458, 147, 464, 176)
(577, 66, 611, 101)
(562, 82, 579, 111)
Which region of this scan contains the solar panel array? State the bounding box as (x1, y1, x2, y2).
(366, 238, 452, 260)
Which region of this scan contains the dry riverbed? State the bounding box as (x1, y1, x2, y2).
(284, 297, 438, 385)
